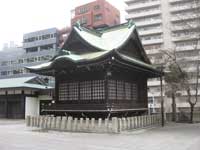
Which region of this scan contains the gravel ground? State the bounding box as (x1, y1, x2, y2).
(0, 120, 200, 150)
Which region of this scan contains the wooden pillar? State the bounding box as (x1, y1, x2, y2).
(5, 91, 8, 118)
(55, 75, 59, 102)
(22, 90, 25, 119)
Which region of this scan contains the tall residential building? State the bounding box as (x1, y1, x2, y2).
(71, 0, 121, 29)
(125, 0, 200, 112)
(0, 28, 60, 80)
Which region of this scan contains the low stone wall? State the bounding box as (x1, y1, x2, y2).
(166, 112, 200, 123)
(26, 114, 161, 133)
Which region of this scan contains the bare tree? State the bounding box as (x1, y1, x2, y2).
(161, 49, 187, 122)
(160, 0, 200, 123)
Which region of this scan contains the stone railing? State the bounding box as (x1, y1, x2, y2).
(26, 114, 161, 133)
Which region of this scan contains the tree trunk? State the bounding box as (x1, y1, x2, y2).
(190, 104, 194, 123)
(172, 93, 176, 122)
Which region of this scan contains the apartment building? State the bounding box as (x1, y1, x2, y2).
(71, 0, 120, 29)
(125, 0, 200, 112)
(0, 28, 60, 79)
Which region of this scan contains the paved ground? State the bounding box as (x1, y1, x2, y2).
(0, 120, 200, 150)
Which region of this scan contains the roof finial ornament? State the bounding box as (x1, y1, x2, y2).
(128, 19, 135, 28)
(74, 20, 82, 31)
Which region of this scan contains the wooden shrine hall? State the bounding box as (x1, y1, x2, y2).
(27, 20, 162, 118)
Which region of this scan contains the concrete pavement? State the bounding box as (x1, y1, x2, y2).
(0, 120, 199, 150)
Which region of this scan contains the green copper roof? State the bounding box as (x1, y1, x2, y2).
(73, 23, 136, 51)
(0, 76, 52, 89)
(26, 20, 161, 76)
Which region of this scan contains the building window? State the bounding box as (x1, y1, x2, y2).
(94, 14, 103, 22)
(116, 81, 124, 100)
(132, 83, 138, 101)
(125, 82, 131, 100)
(80, 81, 92, 100)
(93, 80, 105, 100)
(108, 80, 138, 101)
(79, 7, 88, 14)
(1, 71, 7, 76)
(80, 17, 88, 25)
(59, 80, 105, 101)
(26, 57, 35, 63)
(94, 5, 100, 10)
(108, 80, 116, 100)
(1, 61, 8, 66)
(18, 59, 24, 64)
(59, 82, 79, 101)
(68, 82, 79, 100)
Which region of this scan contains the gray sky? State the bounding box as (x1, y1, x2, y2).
(0, 0, 126, 50)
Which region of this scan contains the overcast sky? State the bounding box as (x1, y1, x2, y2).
(0, 0, 126, 50)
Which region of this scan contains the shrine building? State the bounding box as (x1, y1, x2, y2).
(27, 20, 162, 118)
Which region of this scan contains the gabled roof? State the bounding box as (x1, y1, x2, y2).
(0, 76, 52, 90)
(26, 20, 162, 77)
(64, 22, 135, 51)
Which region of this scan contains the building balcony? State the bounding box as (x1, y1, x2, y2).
(172, 35, 199, 42)
(124, 0, 134, 5)
(171, 25, 199, 32)
(23, 38, 57, 49)
(138, 29, 163, 36)
(176, 45, 200, 52)
(126, 10, 161, 20)
(170, 5, 199, 13)
(146, 49, 161, 55)
(169, 0, 190, 4)
(171, 15, 199, 22)
(135, 19, 162, 27)
(148, 80, 161, 87)
(177, 56, 199, 62)
(142, 39, 163, 45)
(125, 1, 161, 12)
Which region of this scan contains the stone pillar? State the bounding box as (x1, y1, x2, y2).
(61, 117, 67, 130)
(72, 118, 78, 132)
(46, 116, 51, 129)
(111, 117, 118, 133)
(43, 116, 48, 129)
(36, 116, 40, 128)
(127, 117, 131, 130)
(39, 116, 44, 128)
(85, 118, 89, 131)
(134, 117, 137, 129)
(104, 118, 109, 132)
(122, 118, 126, 130)
(139, 116, 144, 128)
(118, 118, 122, 132)
(66, 116, 73, 131)
(90, 118, 95, 131)
(130, 117, 134, 129)
(98, 118, 102, 132)
(147, 115, 150, 126)
(30, 116, 33, 127)
(79, 118, 83, 131)
(55, 117, 61, 130)
(137, 116, 140, 128)
(34, 116, 38, 127)
(26, 116, 31, 127)
(51, 116, 56, 129)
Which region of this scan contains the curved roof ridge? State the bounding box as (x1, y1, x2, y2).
(73, 22, 136, 51)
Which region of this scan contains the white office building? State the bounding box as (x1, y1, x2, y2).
(125, 0, 200, 112)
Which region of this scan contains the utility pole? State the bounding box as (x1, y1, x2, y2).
(160, 72, 164, 127)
